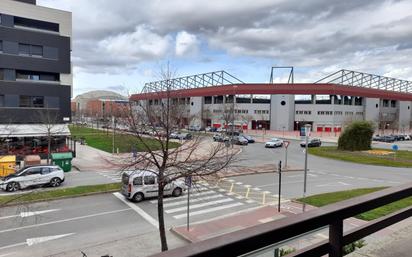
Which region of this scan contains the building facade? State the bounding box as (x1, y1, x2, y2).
(131, 70, 412, 133)
(0, 0, 72, 124)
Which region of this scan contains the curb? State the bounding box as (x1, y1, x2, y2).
(0, 186, 120, 207)
(169, 227, 194, 243)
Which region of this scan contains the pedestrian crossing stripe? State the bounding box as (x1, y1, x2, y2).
(163, 194, 224, 208)
(172, 202, 244, 219)
(149, 190, 215, 203)
(166, 198, 234, 214)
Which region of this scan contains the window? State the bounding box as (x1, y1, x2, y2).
(133, 177, 143, 185)
(25, 167, 42, 176)
(18, 44, 43, 57)
(19, 43, 30, 55)
(0, 69, 3, 80)
(14, 16, 59, 32)
(0, 95, 4, 107)
(0, 40, 3, 52)
(41, 167, 51, 175)
(383, 99, 389, 107)
(391, 100, 396, 108)
(16, 70, 59, 82)
(19, 96, 44, 108)
(144, 176, 155, 185)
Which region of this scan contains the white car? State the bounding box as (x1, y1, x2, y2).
(121, 170, 187, 202)
(265, 138, 284, 148)
(0, 165, 65, 192)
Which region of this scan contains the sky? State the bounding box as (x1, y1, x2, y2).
(37, 0, 412, 98)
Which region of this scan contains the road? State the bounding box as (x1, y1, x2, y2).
(0, 181, 266, 257)
(234, 140, 411, 198)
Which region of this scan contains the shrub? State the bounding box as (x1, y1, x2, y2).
(343, 240, 366, 255)
(338, 121, 374, 151)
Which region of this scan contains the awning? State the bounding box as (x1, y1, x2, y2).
(0, 124, 71, 138)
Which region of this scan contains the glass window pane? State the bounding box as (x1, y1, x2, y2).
(133, 177, 142, 185)
(144, 176, 155, 185)
(32, 96, 44, 108)
(19, 44, 30, 55)
(0, 95, 4, 107)
(19, 96, 31, 107)
(30, 45, 43, 56)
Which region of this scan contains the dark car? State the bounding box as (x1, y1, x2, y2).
(300, 138, 322, 147)
(380, 136, 396, 143)
(241, 135, 255, 143)
(372, 135, 382, 141)
(231, 136, 249, 145)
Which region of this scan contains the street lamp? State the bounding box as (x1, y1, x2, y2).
(303, 124, 311, 207)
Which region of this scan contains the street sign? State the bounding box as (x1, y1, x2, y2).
(185, 176, 192, 188)
(392, 144, 399, 151)
(284, 140, 290, 148)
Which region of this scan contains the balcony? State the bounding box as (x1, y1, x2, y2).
(149, 183, 412, 257)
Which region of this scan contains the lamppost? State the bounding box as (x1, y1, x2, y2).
(303, 124, 311, 211)
(282, 126, 286, 138)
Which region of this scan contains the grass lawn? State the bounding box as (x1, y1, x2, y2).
(69, 125, 180, 153)
(308, 146, 412, 168)
(298, 187, 412, 221)
(0, 183, 120, 206)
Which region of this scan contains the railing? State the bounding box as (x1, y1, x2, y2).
(149, 182, 412, 257)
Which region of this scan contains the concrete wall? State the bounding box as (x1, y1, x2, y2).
(364, 98, 380, 127)
(270, 95, 294, 130)
(189, 97, 203, 127)
(398, 101, 412, 131)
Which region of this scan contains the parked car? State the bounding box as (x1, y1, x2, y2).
(241, 135, 255, 143)
(231, 136, 249, 145)
(265, 138, 284, 148)
(380, 135, 396, 143)
(0, 165, 65, 192)
(300, 138, 322, 147)
(372, 135, 382, 141)
(188, 125, 202, 131)
(121, 170, 186, 202)
(178, 133, 192, 140)
(213, 133, 229, 142)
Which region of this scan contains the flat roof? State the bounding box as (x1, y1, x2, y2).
(0, 124, 70, 138)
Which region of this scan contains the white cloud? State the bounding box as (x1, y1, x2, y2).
(99, 25, 172, 62)
(175, 31, 199, 56)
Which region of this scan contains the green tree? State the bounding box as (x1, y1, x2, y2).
(338, 121, 374, 151)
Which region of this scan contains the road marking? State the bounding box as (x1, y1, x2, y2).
(253, 187, 261, 191)
(235, 182, 243, 185)
(166, 198, 234, 214)
(0, 208, 131, 234)
(149, 190, 215, 203)
(173, 202, 244, 219)
(316, 181, 350, 187)
(163, 194, 224, 207)
(0, 253, 16, 257)
(27, 233, 75, 246)
(113, 192, 158, 229)
(190, 206, 263, 225)
(0, 233, 74, 251)
(0, 209, 60, 220)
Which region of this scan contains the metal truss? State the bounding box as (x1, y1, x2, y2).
(315, 69, 412, 93)
(141, 71, 244, 93)
(269, 66, 294, 84)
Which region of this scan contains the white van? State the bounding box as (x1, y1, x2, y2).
(121, 170, 187, 202)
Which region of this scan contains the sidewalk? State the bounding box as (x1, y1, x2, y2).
(171, 200, 402, 254)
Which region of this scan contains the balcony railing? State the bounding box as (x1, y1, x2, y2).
(149, 182, 412, 257)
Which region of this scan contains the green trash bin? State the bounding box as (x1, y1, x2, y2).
(51, 152, 73, 172)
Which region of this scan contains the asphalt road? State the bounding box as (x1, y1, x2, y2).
(0, 182, 264, 257)
(234, 140, 411, 198)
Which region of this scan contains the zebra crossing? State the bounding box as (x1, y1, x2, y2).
(148, 183, 259, 220)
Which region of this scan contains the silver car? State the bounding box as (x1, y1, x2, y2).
(0, 165, 65, 192)
(121, 170, 187, 202)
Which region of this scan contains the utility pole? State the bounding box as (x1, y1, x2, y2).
(303, 124, 311, 211)
(278, 160, 282, 212)
(112, 116, 115, 154)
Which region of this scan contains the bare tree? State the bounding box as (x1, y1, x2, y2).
(36, 108, 66, 164)
(124, 64, 237, 251)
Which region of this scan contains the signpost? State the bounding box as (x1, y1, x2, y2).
(392, 144, 398, 161)
(278, 161, 282, 212)
(283, 140, 290, 169)
(185, 175, 192, 231)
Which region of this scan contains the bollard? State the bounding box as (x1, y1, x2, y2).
(262, 191, 267, 204)
(245, 187, 251, 198)
(229, 183, 234, 193)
